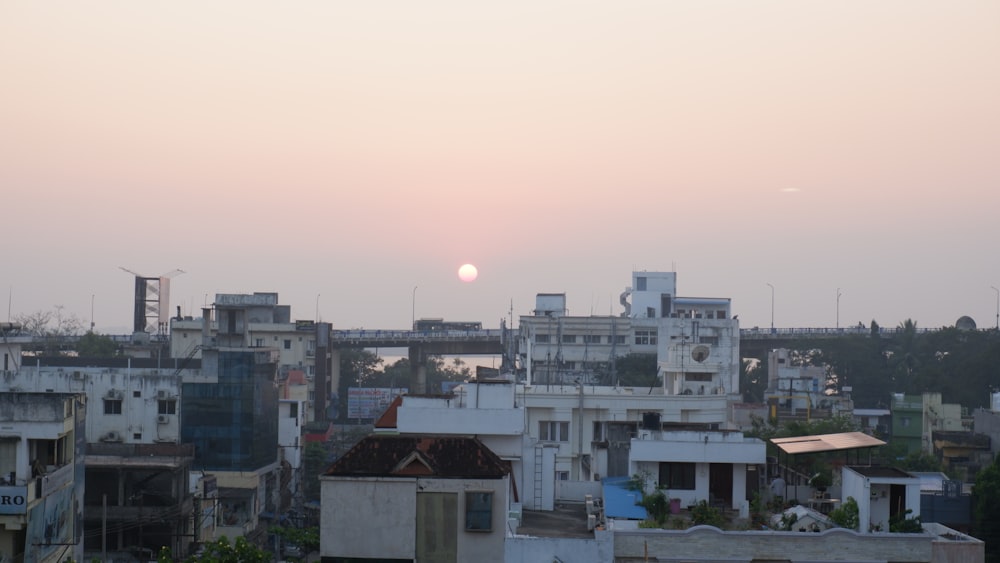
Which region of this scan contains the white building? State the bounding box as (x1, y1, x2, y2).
(518, 271, 740, 400)
(842, 466, 922, 533)
(320, 435, 511, 563)
(2, 359, 184, 445)
(0, 392, 86, 563)
(386, 377, 753, 511)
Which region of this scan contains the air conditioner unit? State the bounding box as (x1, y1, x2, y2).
(157, 389, 170, 400)
(105, 389, 123, 400)
(157, 414, 170, 424)
(72, 371, 85, 380)
(102, 431, 122, 442)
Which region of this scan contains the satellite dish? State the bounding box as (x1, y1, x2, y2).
(691, 345, 710, 363)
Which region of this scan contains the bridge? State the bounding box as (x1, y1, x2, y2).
(737, 325, 940, 358)
(326, 329, 510, 395)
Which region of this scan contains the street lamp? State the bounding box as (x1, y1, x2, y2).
(411, 286, 418, 329)
(992, 286, 999, 330)
(836, 288, 842, 330)
(766, 283, 775, 333)
(315, 294, 321, 323)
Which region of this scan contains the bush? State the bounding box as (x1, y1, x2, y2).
(828, 496, 860, 531)
(640, 490, 670, 524)
(690, 500, 726, 528)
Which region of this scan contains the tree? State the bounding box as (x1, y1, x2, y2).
(302, 442, 329, 502)
(740, 358, 767, 403)
(76, 331, 119, 357)
(158, 536, 270, 563)
(974, 454, 1000, 561)
(13, 306, 83, 337)
(270, 526, 319, 554)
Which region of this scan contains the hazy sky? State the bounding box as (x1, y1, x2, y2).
(3, 1, 999, 334)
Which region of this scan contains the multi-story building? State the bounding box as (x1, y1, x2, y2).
(892, 392, 965, 455)
(518, 271, 740, 399)
(170, 293, 322, 421)
(3, 357, 186, 445)
(0, 392, 86, 563)
(180, 299, 281, 541)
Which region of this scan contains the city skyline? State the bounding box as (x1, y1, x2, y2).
(3, 1, 999, 333)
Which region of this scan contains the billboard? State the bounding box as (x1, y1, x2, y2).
(347, 387, 407, 420)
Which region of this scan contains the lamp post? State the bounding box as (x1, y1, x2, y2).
(766, 283, 775, 333)
(836, 288, 842, 330)
(992, 286, 999, 330)
(315, 294, 321, 323)
(411, 286, 418, 329)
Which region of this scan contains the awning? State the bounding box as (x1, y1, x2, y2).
(770, 431, 885, 455)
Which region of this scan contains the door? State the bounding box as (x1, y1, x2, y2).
(416, 492, 457, 563)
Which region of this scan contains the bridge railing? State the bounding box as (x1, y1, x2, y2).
(331, 329, 504, 342)
(738, 326, 938, 339)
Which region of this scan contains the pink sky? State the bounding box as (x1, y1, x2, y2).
(2, 1, 999, 333)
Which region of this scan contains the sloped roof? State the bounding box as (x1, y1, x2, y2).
(324, 435, 509, 479)
(771, 431, 885, 455)
(373, 395, 403, 429)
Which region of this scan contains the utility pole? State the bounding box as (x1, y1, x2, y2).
(836, 288, 842, 329)
(767, 283, 775, 333)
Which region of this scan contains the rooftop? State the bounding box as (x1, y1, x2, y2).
(324, 435, 509, 479)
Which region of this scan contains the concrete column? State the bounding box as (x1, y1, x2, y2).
(408, 345, 426, 395)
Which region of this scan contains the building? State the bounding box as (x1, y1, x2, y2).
(892, 393, 965, 455)
(518, 271, 739, 397)
(2, 357, 187, 445)
(179, 299, 281, 541)
(0, 392, 86, 563)
(82, 443, 195, 560)
(764, 348, 853, 421)
(170, 293, 324, 421)
(319, 435, 511, 563)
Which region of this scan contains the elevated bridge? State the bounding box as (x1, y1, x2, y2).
(737, 326, 939, 358)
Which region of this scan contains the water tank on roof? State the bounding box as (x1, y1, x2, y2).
(991, 392, 1000, 412)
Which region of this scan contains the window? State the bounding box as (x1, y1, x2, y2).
(556, 471, 569, 481)
(254, 338, 264, 347)
(583, 334, 602, 344)
(635, 330, 657, 346)
(104, 399, 122, 415)
(539, 421, 569, 442)
(716, 310, 727, 319)
(636, 276, 647, 291)
(562, 334, 577, 344)
(132, 390, 141, 398)
(283, 339, 292, 350)
(613, 335, 626, 344)
(158, 400, 177, 415)
(699, 336, 719, 345)
(133, 433, 142, 440)
(535, 334, 550, 343)
(685, 373, 712, 382)
(289, 403, 298, 418)
(646, 307, 656, 318)
(659, 462, 696, 490)
(900, 417, 911, 428)
(465, 492, 493, 531)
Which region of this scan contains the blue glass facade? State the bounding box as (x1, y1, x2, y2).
(181, 351, 278, 471)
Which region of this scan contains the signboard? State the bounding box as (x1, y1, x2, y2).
(215, 293, 278, 307)
(0, 485, 27, 515)
(347, 387, 407, 420)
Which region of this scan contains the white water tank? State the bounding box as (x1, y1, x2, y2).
(991, 392, 1000, 412)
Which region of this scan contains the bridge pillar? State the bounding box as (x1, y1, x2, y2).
(409, 345, 427, 395)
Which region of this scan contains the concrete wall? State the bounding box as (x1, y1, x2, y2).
(614, 526, 933, 562)
(3, 365, 181, 444)
(505, 532, 612, 563)
(320, 475, 508, 561)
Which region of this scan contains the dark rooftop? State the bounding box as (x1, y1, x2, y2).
(517, 503, 594, 538)
(324, 435, 509, 479)
(849, 466, 916, 479)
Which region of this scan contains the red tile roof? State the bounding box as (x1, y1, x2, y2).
(324, 435, 509, 479)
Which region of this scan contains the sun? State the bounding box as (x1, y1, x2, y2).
(458, 263, 478, 282)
